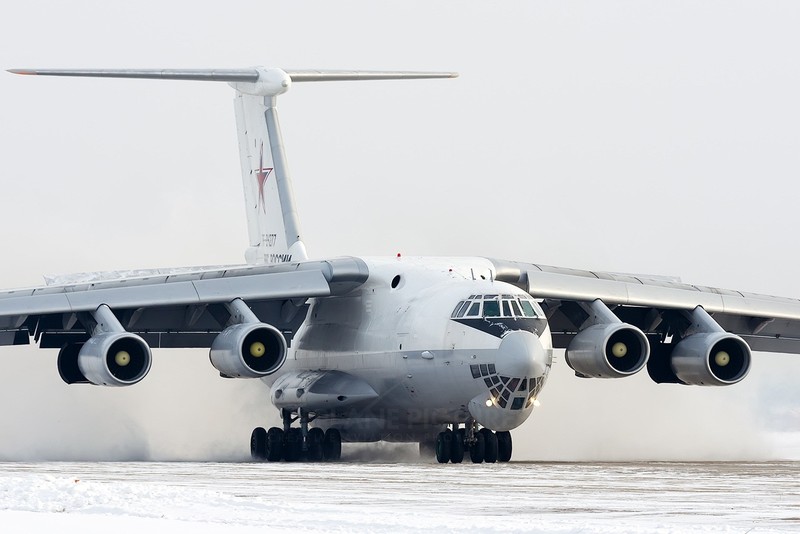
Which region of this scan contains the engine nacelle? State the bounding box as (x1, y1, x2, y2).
(565, 323, 650, 378)
(209, 323, 287, 378)
(77, 332, 152, 387)
(671, 332, 751, 386)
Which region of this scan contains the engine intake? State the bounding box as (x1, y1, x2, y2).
(565, 323, 650, 378)
(76, 332, 152, 387)
(671, 332, 751, 386)
(210, 323, 287, 378)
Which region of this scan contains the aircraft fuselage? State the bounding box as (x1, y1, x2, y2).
(265, 257, 554, 442)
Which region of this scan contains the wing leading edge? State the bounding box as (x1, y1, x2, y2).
(0, 257, 368, 349)
(490, 258, 800, 355)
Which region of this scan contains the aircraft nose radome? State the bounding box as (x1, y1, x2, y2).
(496, 330, 547, 379)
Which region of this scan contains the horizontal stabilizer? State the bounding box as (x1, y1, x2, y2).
(9, 66, 457, 266)
(8, 68, 458, 83)
(283, 70, 458, 82)
(8, 68, 260, 82)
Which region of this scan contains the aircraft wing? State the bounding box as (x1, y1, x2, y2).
(491, 259, 800, 355)
(0, 257, 368, 349)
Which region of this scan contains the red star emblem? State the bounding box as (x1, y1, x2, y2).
(254, 142, 273, 213)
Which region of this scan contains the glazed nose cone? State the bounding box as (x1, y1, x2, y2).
(495, 330, 548, 379)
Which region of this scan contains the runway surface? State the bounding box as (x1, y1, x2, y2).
(1, 460, 798, 532)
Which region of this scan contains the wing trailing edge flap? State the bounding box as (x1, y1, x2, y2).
(0, 330, 30, 347)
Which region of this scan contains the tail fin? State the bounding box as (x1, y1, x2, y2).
(234, 90, 307, 264)
(8, 67, 458, 264)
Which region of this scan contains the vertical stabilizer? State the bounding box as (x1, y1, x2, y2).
(233, 92, 308, 264)
(8, 67, 457, 265)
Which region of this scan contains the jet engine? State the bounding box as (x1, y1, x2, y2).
(74, 332, 153, 387)
(565, 323, 650, 378)
(210, 322, 287, 378)
(670, 332, 751, 386)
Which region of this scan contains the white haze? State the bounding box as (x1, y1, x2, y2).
(1, 347, 797, 462)
(1, 1, 800, 461)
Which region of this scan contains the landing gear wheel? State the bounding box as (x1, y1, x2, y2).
(481, 428, 498, 464)
(283, 428, 303, 462)
(265, 427, 284, 462)
(450, 429, 465, 464)
(435, 431, 452, 464)
(306, 428, 324, 461)
(496, 431, 512, 462)
(250, 427, 267, 461)
(323, 428, 342, 461)
(469, 430, 485, 463)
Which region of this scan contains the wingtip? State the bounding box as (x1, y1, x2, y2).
(7, 69, 36, 75)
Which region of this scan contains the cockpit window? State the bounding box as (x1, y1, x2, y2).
(519, 300, 537, 317)
(451, 301, 468, 318)
(453, 294, 542, 319)
(483, 301, 501, 317)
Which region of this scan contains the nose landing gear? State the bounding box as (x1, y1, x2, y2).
(430, 422, 512, 464)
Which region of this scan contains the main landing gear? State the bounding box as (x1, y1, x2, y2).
(429, 422, 512, 464)
(251, 409, 342, 462)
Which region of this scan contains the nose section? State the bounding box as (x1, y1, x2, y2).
(467, 331, 550, 431)
(496, 330, 548, 379)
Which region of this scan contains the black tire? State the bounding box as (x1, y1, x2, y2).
(250, 427, 267, 461)
(497, 431, 512, 462)
(283, 428, 303, 462)
(323, 428, 342, 461)
(306, 428, 325, 462)
(450, 429, 465, 464)
(470, 431, 485, 463)
(481, 428, 498, 464)
(265, 427, 284, 462)
(435, 431, 452, 464)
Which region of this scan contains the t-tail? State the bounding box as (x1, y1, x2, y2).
(8, 67, 458, 264)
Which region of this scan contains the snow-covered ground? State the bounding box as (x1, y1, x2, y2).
(1, 461, 798, 533)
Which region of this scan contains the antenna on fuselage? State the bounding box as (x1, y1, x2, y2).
(8, 67, 458, 264)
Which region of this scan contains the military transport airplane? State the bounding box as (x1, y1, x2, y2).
(3, 67, 800, 464)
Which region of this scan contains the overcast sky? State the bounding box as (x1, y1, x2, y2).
(0, 1, 799, 461)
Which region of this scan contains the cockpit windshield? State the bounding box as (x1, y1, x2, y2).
(450, 294, 542, 319)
